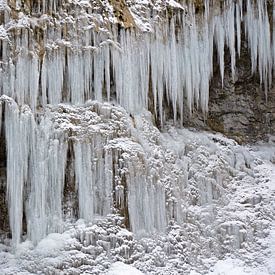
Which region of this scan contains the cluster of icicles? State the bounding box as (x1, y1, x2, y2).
(0, 96, 166, 246)
(0, 0, 274, 124)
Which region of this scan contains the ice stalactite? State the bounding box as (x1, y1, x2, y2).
(41, 49, 65, 106)
(0, 101, 2, 136)
(11, 0, 64, 14)
(74, 137, 113, 221)
(27, 118, 68, 244)
(245, 0, 273, 93)
(236, 0, 243, 58)
(0, 0, 274, 249)
(67, 50, 86, 105)
(1, 97, 68, 245)
(107, 137, 167, 236)
(2, 29, 40, 110)
(214, 16, 225, 87)
(74, 142, 94, 221)
(4, 99, 31, 246)
(224, 1, 237, 81)
(111, 29, 150, 113)
(46, 137, 68, 234)
(93, 136, 113, 217)
(128, 176, 166, 236)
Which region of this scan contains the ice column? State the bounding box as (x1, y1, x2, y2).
(245, 0, 272, 92)
(127, 159, 166, 236)
(27, 114, 68, 244)
(5, 100, 31, 246)
(74, 136, 113, 221)
(74, 141, 94, 221)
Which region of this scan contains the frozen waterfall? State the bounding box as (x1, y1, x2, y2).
(0, 0, 274, 248)
(0, 97, 168, 246)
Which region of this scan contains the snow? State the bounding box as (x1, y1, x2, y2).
(208, 259, 267, 275)
(107, 262, 144, 275)
(35, 233, 69, 255)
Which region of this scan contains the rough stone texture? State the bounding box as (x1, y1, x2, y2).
(184, 42, 275, 144)
(208, 42, 275, 144)
(194, 2, 275, 144)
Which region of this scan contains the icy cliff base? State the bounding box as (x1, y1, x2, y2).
(0, 100, 275, 274)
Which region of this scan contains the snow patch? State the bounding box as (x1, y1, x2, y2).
(107, 262, 144, 275)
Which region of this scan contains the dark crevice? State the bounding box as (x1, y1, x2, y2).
(0, 106, 9, 236)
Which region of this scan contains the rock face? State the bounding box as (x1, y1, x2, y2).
(209, 41, 275, 143)
(185, 45, 275, 144)
(179, 1, 275, 144)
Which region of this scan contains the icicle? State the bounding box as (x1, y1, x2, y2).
(128, 176, 166, 236)
(1, 0, 274, 122)
(189, 7, 200, 110)
(224, 1, 236, 81)
(27, 116, 50, 244)
(138, 33, 150, 112)
(215, 16, 225, 86)
(104, 147, 113, 212)
(93, 48, 104, 102)
(14, 53, 27, 107)
(93, 133, 110, 216)
(27, 114, 68, 244)
(5, 100, 31, 246)
(150, 33, 159, 119)
(199, 21, 212, 114)
(127, 159, 166, 236)
(245, 0, 272, 93)
(169, 18, 178, 122)
(74, 134, 113, 221)
(83, 49, 93, 102)
(41, 49, 64, 105)
(45, 137, 68, 234)
(236, 1, 242, 58)
(68, 50, 85, 104)
(28, 56, 39, 110)
(74, 141, 94, 221)
(245, 0, 258, 75)
(104, 45, 111, 101)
